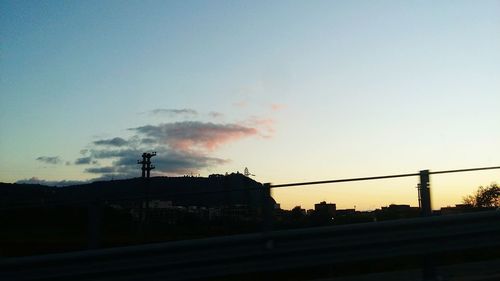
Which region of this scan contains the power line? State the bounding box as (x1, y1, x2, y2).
(269, 166, 500, 188)
(269, 173, 419, 188)
(431, 166, 500, 175)
(2, 166, 499, 210)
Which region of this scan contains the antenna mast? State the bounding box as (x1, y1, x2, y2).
(137, 152, 156, 178)
(244, 167, 255, 177)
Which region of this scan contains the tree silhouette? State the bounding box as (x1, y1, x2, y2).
(463, 183, 499, 208)
(290, 206, 305, 220)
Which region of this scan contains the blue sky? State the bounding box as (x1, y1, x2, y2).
(1, 1, 499, 209)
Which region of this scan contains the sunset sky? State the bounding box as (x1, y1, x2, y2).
(1, 1, 499, 210)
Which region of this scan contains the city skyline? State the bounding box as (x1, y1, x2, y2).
(1, 1, 499, 210)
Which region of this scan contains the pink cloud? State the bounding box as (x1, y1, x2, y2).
(271, 103, 286, 111)
(244, 117, 275, 138)
(132, 122, 258, 152)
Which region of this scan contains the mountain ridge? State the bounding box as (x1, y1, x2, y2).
(1, 173, 275, 209)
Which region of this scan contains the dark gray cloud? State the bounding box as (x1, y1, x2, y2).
(36, 156, 62, 165)
(85, 166, 117, 174)
(209, 111, 224, 119)
(150, 108, 198, 117)
(155, 153, 227, 174)
(89, 148, 138, 159)
(81, 148, 142, 177)
(140, 138, 156, 144)
(130, 121, 258, 151)
(83, 146, 227, 177)
(115, 149, 227, 174)
(74, 157, 92, 165)
(93, 137, 128, 147)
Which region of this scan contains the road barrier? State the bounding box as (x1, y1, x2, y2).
(1, 210, 499, 281)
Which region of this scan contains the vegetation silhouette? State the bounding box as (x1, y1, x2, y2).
(463, 183, 499, 208)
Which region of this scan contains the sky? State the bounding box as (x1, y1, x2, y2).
(1, 1, 499, 210)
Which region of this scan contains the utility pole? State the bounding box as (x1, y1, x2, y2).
(137, 152, 156, 178)
(136, 152, 157, 242)
(418, 170, 432, 217)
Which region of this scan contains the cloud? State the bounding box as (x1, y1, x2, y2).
(209, 111, 224, 119)
(26, 116, 265, 183)
(153, 153, 227, 174)
(140, 138, 156, 144)
(89, 148, 138, 159)
(150, 108, 198, 117)
(82, 146, 228, 177)
(244, 117, 275, 138)
(36, 156, 62, 165)
(74, 157, 93, 165)
(271, 103, 286, 111)
(130, 121, 258, 152)
(85, 166, 117, 174)
(77, 120, 267, 178)
(56, 111, 276, 180)
(117, 150, 228, 175)
(16, 177, 88, 187)
(93, 137, 128, 147)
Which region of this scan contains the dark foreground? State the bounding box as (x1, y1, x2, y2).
(1, 210, 499, 281)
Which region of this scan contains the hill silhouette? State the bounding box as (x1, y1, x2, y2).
(1, 173, 275, 209)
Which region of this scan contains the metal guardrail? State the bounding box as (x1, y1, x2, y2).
(1, 210, 499, 281)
